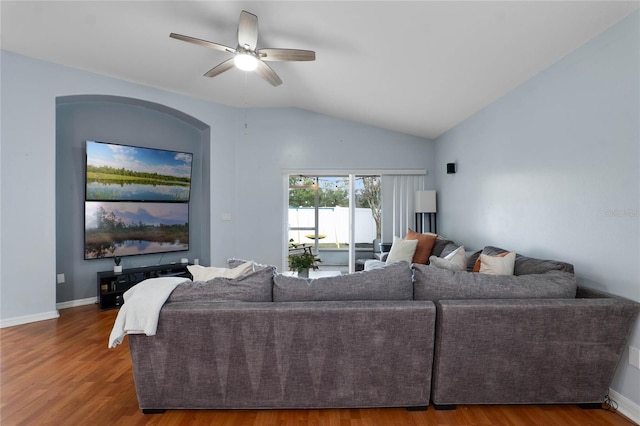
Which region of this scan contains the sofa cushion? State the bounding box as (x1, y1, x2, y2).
(482, 246, 574, 275)
(412, 264, 577, 300)
(404, 229, 437, 264)
(385, 237, 418, 264)
(515, 255, 574, 275)
(167, 266, 275, 303)
(274, 261, 413, 302)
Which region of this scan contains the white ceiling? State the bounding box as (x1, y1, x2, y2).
(1, 1, 638, 139)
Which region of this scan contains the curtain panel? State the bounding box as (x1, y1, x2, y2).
(381, 174, 426, 243)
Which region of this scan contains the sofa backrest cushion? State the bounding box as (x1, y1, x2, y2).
(412, 264, 577, 300)
(431, 237, 455, 257)
(482, 246, 574, 275)
(273, 261, 413, 302)
(167, 266, 275, 303)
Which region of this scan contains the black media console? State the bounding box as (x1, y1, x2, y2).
(97, 263, 191, 310)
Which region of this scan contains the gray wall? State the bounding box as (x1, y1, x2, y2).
(435, 11, 639, 405)
(0, 50, 434, 322)
(55, 96, 210, 303)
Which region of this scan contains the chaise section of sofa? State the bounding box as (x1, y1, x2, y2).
(429, 287, 639, 407)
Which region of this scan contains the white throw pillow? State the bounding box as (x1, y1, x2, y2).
(188, 261, 254, 282)
(385, 237, 418, 264)
(479, 252, 516, 275)
(429, 245, 466, 271)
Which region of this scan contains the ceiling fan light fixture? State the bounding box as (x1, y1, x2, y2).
(234, 53, 259, 71)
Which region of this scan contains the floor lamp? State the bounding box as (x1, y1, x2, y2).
(415, 190, 437, 234)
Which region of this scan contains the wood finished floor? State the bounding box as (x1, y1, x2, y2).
(0, 304, 636, 426)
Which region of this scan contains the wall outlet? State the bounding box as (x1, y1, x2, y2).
(629, 346, 640, 369)
(56, 273, 65, 284)
(194, 258, 199, 265)
(221, 213, 232, 221)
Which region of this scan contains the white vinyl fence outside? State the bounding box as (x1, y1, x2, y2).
(288, 207, 376, 246)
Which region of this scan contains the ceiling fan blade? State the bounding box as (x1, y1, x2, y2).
(255, 60, 283, 86)
(258, 48, 316, 62)
(238, 10, 258, 50)
(170, 33, 236, 54)
(203, 58, 235, 78)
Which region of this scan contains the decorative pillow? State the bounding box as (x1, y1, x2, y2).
(429, 245, 466, 271)
(404, 229, 437, 264)
(412, 264, 577, 300)
(385, 237, 418, 264)
(467, 250, 482, 272)
(187, 261, 254, 282)
(479, 252, 516, 275)
(472, 250, 510, 272)
(167, 266, 275, 303)
(273, 261, 413, 302)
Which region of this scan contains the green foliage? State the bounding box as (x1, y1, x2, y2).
(357, 176, 382, 238)
(288, 177, 349, 207)
(288, 239, 321, 272)
(86, 164, 191, 184)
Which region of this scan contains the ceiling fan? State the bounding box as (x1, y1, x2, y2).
(170, 10, 315, 87)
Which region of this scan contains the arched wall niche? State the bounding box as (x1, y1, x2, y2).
(55, 94, 211, 303)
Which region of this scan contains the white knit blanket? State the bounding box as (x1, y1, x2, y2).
(108, 276, 191, 348)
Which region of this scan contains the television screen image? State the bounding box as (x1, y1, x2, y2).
(84, 201, 189, 259)
(85, 140, 193, 202)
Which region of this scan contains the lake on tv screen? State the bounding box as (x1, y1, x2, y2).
(114, 240, 188, 256)
(86, 182, 190, 201)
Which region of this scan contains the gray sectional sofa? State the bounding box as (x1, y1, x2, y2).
(126, 243, 639, 413)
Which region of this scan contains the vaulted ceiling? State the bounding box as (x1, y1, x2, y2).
(1, 1, 638, 139)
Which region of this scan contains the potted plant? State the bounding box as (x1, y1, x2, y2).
(113, 256, 122, 273)
(288, 239, 320, 277)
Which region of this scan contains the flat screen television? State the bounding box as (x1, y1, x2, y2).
(84, 201, 189, 259)
(85, 140, 193, 202)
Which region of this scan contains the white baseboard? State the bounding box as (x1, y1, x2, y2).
(609, 388, 640, 425)
(0, 298, 98, 328)
(56, 297, 97, 310)
(0, 310, 60, 328)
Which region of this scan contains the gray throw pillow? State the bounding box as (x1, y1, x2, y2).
(412, 264, 576, 300)
(273, 261, 413, 302)
(431, 237, 454, 257)
(167, 266, 275, 303)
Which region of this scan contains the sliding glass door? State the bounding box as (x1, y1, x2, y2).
(287, 174, 381, 273)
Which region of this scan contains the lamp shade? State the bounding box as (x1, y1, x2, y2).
(415, 190, 437, 213)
